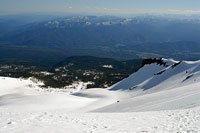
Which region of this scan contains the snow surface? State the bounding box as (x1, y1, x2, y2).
(1, 59, 200, 132)
(1, 108, 200, 133)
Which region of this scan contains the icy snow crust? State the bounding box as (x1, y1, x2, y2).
(1, 58, 200, 132)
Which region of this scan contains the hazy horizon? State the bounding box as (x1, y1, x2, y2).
(1, 0, 200, 16)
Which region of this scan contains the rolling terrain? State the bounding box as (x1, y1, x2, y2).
(1, 58, 200, 132)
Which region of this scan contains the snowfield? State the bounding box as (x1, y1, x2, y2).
(1, 58, 200, 133)
(1, 109, 200, 133)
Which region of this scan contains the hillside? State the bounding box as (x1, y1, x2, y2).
(1, 58, 200, 111)
(0, 56, 143, 88)
(1, 58, 200, 132)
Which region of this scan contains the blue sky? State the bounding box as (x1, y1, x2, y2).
(1, 0, 200, 15)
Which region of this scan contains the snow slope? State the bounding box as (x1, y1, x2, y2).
(1, 58, 200, 132)
(96, 82, 200, 112)
(110, 58, 200, 95)
(93, 58, 200, 112)
(1, 108, 200, 133)
(0, 77, 96, 112)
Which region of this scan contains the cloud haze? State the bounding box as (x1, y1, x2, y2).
(0, 0, 200, 15)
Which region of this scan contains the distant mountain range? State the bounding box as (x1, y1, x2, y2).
(1, 14, 200, 65)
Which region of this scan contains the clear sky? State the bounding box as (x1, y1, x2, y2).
(1, 0, 200, 15)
